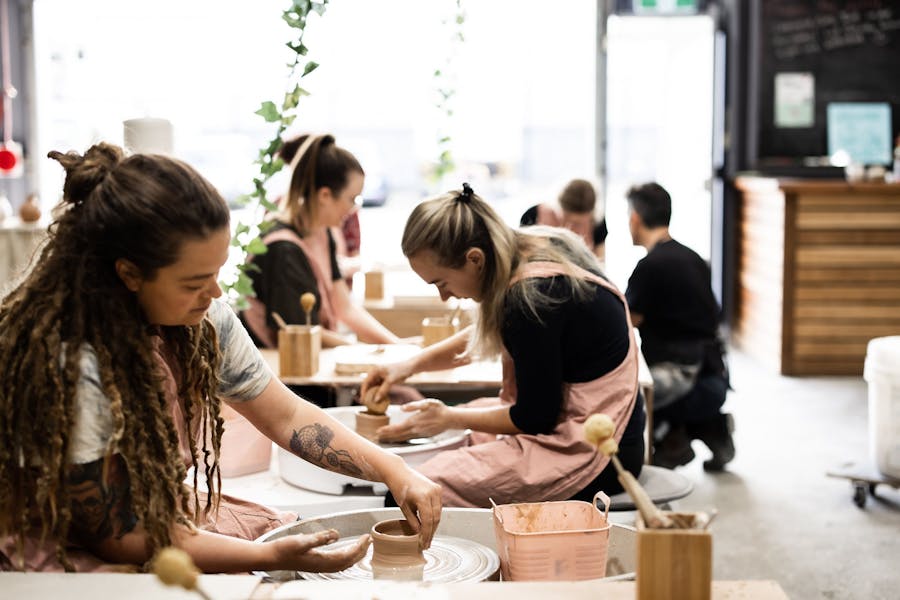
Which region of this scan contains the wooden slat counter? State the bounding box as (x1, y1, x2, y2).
(734, 177, 900, 375)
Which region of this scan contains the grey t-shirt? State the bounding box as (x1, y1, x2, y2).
(67, 299, 272, 464)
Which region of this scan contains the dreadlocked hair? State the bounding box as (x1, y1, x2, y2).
(0, 142, 231, 570)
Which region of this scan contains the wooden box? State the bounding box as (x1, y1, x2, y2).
(278, 325, 321, 378)
(636, 512, 712, 600)
(364, 270, 385, 300)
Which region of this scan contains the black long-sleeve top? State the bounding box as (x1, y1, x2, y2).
(502, 274, 630, 434)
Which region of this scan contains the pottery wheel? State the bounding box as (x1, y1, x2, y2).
(298, 535, 499, 583)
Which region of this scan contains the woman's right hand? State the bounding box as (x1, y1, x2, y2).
(266, 529, 370, 573)
(360, 360, 414, 407)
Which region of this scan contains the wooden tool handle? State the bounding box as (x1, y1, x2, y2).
(300, 292, 316, 327)
(611, 455, 674, 529)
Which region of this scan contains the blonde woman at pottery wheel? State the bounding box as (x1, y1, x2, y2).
(361, 183, 645, 508)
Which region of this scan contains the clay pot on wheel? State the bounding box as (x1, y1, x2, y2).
(370, 519, 426, 581)
(355, 410, 389, 442)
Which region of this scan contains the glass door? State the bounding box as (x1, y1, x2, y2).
(602, 14, 719, 293)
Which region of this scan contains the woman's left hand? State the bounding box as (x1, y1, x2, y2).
(377, 399, 451, 443)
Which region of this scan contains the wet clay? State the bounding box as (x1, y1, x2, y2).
(370, 519, 426, 580)
(355, 410, 390, 442)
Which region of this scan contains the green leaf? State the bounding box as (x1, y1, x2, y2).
(234, 222, 250, 236)
(234, 272, 256, 296)
(246, 237, 269, 255)
(233, 193, 252, 206)
(302, 61, 319, 77)
(244, 262, 262, 274)
(312, 2, 328, 16)
(258, 220, 277, 234)
(292, 0, 311, 14)
(282, 12, 305, 28)
(260, 198, 279, 213)
(254, 101, 281, 122)
(286, 41, 308, 56)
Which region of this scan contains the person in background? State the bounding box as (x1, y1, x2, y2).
(240, 133, 400, 350)
(519, 178, 608, 261)
(360, 183, 644, 508)
(333, 211, 362, 288)
(0, 143, 441, 573)
(624, 182, 735, 471)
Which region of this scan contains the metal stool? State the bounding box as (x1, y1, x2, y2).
(606, 465, 693, 511)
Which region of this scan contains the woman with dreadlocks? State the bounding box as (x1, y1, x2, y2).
(361, 184, 645, 508)
(0, 143, 441, 573)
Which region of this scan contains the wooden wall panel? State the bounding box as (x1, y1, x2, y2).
(736, 178, 900, 375)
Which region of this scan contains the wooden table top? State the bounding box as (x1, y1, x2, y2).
(260, 346, 504, 390)
(261, 343, 652, 393)
(0, 573, 791, 599)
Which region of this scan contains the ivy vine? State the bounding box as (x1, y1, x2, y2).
(224, 0, 329, 309)
(431, 0, 465, 184)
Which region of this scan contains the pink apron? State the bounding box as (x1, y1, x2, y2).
(535, 203, 595, 250)
(243, 227, 338, 348)
(0, 341, 296, 572)
(416, 261, 639, 507)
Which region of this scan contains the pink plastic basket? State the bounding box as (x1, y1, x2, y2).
(491, 491, 611, 581)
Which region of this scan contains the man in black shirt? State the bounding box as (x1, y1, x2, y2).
(624, 182, 735, 471)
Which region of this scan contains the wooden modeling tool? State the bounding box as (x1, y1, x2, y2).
(584, 413, 674, 529)
(271, 312, 288, 330)
(300, 292, 316, 328)
(152, 547, 213, 600)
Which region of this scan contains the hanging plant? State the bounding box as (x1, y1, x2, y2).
(431, 0, 465, 185)
(223, 0, 329, 309)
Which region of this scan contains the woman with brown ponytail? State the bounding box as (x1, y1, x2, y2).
(0, 143, 441, 573)
(361, 184, 645, 508)
(240, 133, 400, 351)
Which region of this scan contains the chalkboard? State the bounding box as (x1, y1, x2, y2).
(757, 0, 900, 164)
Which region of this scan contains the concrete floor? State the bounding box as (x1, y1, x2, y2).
(666, 347, 900, 600)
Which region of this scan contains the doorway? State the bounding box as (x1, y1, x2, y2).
(602, 14, 719, 294)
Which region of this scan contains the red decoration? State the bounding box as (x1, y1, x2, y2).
(0, 146, 16, 171)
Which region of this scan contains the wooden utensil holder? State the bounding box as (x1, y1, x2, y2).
(278, 325, 321, 378)
(365, 270, 385, 300)
(421, 316, 456, 347)
(636, 512, 712, 600)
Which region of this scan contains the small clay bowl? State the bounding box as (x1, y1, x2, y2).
(370, 519, 425, 580)
(355, 410, 389, 442)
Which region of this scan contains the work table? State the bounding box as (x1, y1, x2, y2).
(0, 573, 790, 599)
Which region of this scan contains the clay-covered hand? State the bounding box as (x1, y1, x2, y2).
(376, 399, 450, 443)
(384, 465, 443, 549)
(267, 529, 371, 573)
(360, 361, 415, 411)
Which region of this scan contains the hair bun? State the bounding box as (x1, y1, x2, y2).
(48, 142, 124, 206)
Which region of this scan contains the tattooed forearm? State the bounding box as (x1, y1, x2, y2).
(66, 455, 138, 544)
(289, 423, 366, 478)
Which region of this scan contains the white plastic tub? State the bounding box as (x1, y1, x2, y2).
(863, 336, 900, 479)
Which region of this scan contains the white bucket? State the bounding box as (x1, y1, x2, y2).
(863, 336, 900, 479)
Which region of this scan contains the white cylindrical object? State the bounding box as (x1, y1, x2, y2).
(863, 336, 900, 478)
(123, 117, 174, 154)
